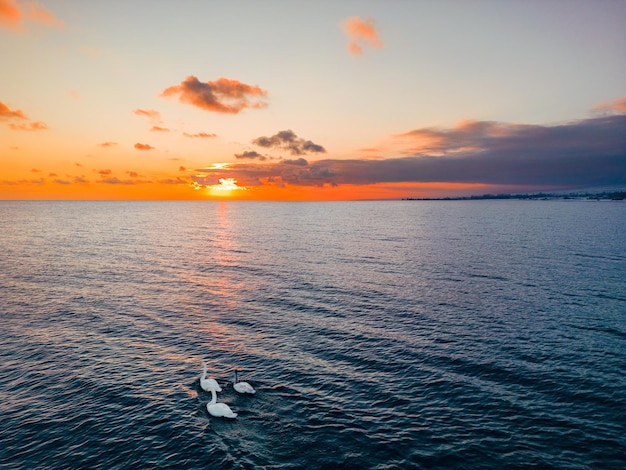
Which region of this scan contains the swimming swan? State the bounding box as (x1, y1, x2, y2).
(200, 361, 222, 392)
(233, 369, 256, 394)
(207, 387, 237, 419)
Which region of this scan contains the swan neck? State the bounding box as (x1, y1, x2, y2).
(209, 388, 217, 405)
(201, 362, 207, 380)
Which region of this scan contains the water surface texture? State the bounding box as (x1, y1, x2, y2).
(1, 200, 625, 469)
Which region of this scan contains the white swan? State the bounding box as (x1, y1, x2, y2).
(200, 361, 222, 392)
(206, 387, 237, 419)
(233, 369, 256, 394)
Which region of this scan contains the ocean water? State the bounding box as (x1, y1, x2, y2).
(0, 200, 624, 469)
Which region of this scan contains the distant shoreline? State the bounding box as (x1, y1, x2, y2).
(403, 191, 626, 201)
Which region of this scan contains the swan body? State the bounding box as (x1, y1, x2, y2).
(233, 370, 256, 395)
(207, 388, 237, 419)
(200, 361, 222, 392)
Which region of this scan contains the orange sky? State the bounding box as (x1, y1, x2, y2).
(1, 1, 625, 200)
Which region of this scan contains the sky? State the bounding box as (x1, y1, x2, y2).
(1, 0, 625, 200)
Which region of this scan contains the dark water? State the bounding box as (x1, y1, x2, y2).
(0, 200, 624, 469)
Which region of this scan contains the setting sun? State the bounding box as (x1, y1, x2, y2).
(207, 178, 247, 196)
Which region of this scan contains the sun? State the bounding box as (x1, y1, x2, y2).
(207, 178, 247, 196)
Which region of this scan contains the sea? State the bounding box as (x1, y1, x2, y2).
(0, 200, 624, 469)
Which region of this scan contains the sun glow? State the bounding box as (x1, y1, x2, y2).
(206, 178, 247, 196)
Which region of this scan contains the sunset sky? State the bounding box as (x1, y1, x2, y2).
(1, 0, 625, 200)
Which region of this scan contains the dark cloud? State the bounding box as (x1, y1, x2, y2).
(252, 129, 326, 156)
(100, 177, 134, 185)
(201, 114, 626, 191)
(158, 177, 188, 185)
(161, 76, 267, 114)
(235, 150, 266, 161)
(283, 158, 308, 166)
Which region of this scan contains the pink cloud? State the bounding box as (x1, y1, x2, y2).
(150, 126, 170, 132)
(0, 101, 28, 120)
(27, 2, 63, 28)
(594, 96, 626, 114)
(0, 0, 20, 29)
(161, 76, 268, 114)
(0, 0, 63, 31)
(97, 141, 117, 148)
(342, 16, 383, 56)
(9, 121, 47, 131)
(1, 101, 47, 131)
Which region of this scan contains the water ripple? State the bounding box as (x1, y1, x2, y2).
(1, 200, 625, 469)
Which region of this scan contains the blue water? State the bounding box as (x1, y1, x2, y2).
(0, 200, 624, 469)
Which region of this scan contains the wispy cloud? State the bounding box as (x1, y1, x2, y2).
(134, 143, 155, 151)
(183, 131, 216, 138)
(252, 129, 326, 156)
(342, 16, 383, 56)
(99, 177, 134, 185)
(150, 126, 170, 132)
(97, 141, 117, 148)
(198, 113, 626, 191)
(158, 177, 188, 185)
(0, 0, 63, 31)
(79, 45, 99, 58)
(161, 76, 268, 114)
(9, 121, 47, 131)
(133, 108, 162, 123)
